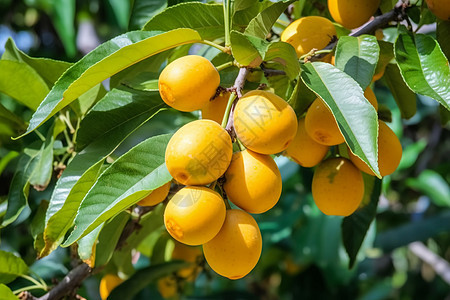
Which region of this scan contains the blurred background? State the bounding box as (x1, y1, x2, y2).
(1, 0, 449, 299)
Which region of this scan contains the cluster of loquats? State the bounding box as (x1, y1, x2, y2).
(148, 54, 299, 282)
(281, 11, 403, 217)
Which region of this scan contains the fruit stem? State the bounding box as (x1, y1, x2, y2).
(221, 92, 237, 128)
(201, 40, 230, 54)
(236, 138, 245, 151)
(223, 0, 233, 47)
(216, 61, 234, 72)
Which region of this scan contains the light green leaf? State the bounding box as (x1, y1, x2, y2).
(230, 31, 267, 67)
(19, 29, 202, 138)
(0, 250, 29, 284)
(335, 35, 379, 90)
(0, 284, 18, 300)
(0, 60, 49, 110)
(63, 134, 173, 246)
(143, 3, 224, 40)
(30, 200, 49, 253)
(233, 1, 272, 31)
(300, 62, 380, 177)
(244, 0, 294, 39)
(71, 83, 107, 118)
(129, 0, 167, 30)
(2, 38, 71, 87)
(406, 170, 450, 207)
(95, 212, 130, 267)
(29, 125, 55, 191)
(235, 0, 257, 11)
(264, 41, 300, 80)
(78, 223, 104, 267)
(384, 63, 417, 119)
(51, 0, 76, 57)
(395, 33, 450, 111)
(76, 86, 166, 151)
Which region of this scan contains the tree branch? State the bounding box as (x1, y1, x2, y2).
(37, 263, 92, 300)
(224, 68, 250, 136)
(408, 241, 450, 285)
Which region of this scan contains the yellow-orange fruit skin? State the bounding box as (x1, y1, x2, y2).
(201, 92, 230, 124)
(203, 209, 262, 280)
(164, 186, 226, 246)
(364, 87, 378, 111)
(99, 274, 123, 300)
(158, 55, 220, 112)
(157, 276, 177, 299)
(426, 0, 450, 20)
(348, 121, 402, 177)
(312, 157, 364, 216)
(305, 98, 345, 146)
(281, 16, 337, 58)
(328, 0, 381, 29)
(233, 90, 298, 155)
(224, 149, 282, 214)
(137, 182, 171, 207)
(165, 120, 233, 185)
(171, 242, 203, 280)
(285, 118, 329, 167)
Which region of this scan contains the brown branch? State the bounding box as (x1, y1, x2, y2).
(37, 263, 92, 300)
(224, 68, 250, 136)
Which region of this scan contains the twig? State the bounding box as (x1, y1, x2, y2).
(37, 263, 92, 300)
(223, 68, 250, 137)
(408, 241, 450, 285)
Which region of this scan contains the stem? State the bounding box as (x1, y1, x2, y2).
(34, 130, 45, 141)
(223, 197, 231, 209)
(13, 285, 45, 295)
(21, 275, 45, 289)
(221, 92, 237, 128)
(299, 49, 333, 61)
(236, 138, 245, 151)
(216, 61, 234, 72)
(200, 40, 229, 53)
(223, 0, 232, 47)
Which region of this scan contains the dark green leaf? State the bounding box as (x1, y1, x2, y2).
(0, 103, 26, 136)
(108, 261, 191, 300)
(63, 134, 173, 246)
(129, 0, 167, 30)
(397, 140, 427, 170)
(29, 124, 55, 191)
(30, 200, 49, 253)
(437, 21, 450, 60)
(374, 211, 450, 252)
(342, 176, 381, 268)
(95, 212, 130, 267)
(264, 41, 300, 80)
(0, 60, 49, 110)
(143, 3, 224, 40)
(18, 29, 202, 138)
(235, 0, 257, 11)
(76, 86, 166, 151)
(300, 62, 380, 177)
(51, 0, 76, 57)
(233, 2, 272, 31)
(288, 77, 316, 116)
(244, 0, 294, 39)
(107, 0, 131, 30)
(335, 35, 379, 90)
(395, 33, 450, 111)
(406, 170, 450, 207)
(384, 63, 417, 119)
(0, 250, 29, 284)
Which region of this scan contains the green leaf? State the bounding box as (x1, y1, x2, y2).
(143, 3, 224, 40)
(373, 41, 394, 81)
(108, 261, 191, 300)
(19, 29, 202, 138)
(29, 125, 55, 191)
(437, 21, 450, 60)
(374, 211, 450, 252)
(51, 0, 76, 57)
(0, 103, 26, 135)
(71, 83, 107, 118)
(244, 0, 294, 39)
(63, 134, 173, 246)
(288, 77, 316, 116)
(397, 140, 427, 170)
(30, 200, 49, 253)
(230, 31, 267, 67)
(0, 60, 49, 110)
(0, 250, 29, 284)
(0, 284, 18, 300)
(384, 63, 417, 119)
(42, 159, 104, 257)
(107, 0, 131, 30)
(95, 212, 130, 267)
(2, 38, 71, 87)
(300, 62, 380, 177)
(335, 35, 379, 90)
(235, 0, 257, 11)
(78, 223, 104, 267)
(0, 151, 19, 175)
(406, 170, 450, 207)
(76, 86, 166, 151)
(129, 0, 167, 30)
(380, 0, 397, 13)
(1, 149, 40, 228)
(342, 176, 381, 268)
(264, 41, 300, 80)
(395, 33, 450, 111)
